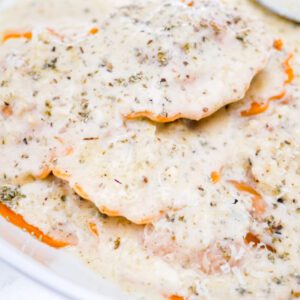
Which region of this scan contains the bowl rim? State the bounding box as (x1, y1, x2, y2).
(0, 237, 110, 300)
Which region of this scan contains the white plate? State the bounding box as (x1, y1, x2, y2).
(257, 0, 300, 23)
(0, 218, 131, 300)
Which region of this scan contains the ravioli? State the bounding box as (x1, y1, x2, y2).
(0, 0, 272, 124)
(102, 0, 272, 122)
(70, 0, 272, 122)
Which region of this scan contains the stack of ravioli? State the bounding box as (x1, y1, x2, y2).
(0, 0, 300, 299)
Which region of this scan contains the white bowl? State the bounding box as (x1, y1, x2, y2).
(257, 0, 300, 23)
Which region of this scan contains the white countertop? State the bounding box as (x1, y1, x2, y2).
(0, 259, 66, 300)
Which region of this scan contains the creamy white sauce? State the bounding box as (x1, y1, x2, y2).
(0, 0, 300, 299)
(0, 0, 271, 222)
